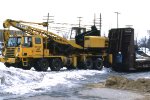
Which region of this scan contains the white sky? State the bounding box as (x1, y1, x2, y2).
(0, 0, 150, 39)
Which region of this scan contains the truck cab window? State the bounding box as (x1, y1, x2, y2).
(7, 37, 21, 47)
(23, 37, 32, 47)
(35, 38, 41, 44)
(17, 38, 21, 45)
(70, 30, 76, 39)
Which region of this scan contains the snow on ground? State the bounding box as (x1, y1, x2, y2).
(140, 47, 150, 56)
(0, 62, 107, 95)
(136, 47, 150, 60)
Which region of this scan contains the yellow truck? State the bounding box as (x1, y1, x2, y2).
(0, 19, 109, 71)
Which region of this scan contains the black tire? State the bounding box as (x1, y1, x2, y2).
(66, 59, 76, 70)
(94, 58, 103, 70)
(22, 66, 32, 70)
(66, 65, 76, 70)
(77, 62, 85, 69)
(50, 58, 63, 71)
(84, 58, 93, 69)
(14, 62, 21, 68)
(4, 63, 11, 68)
(34, 59, 49, 71)
(14, 62, 31, 70)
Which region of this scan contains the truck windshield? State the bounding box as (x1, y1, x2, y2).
(7, 37, 21, 47)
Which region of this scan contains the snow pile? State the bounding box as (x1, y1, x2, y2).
(0, 62, 106, 95)
(140, 47, 150, 56)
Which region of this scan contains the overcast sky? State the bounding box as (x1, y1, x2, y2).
(0, 0, 150, 39)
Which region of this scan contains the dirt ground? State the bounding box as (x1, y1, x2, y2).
(87, 76, 150, 100)
(105, 76, 150, 93)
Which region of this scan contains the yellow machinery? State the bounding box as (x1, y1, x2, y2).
(84, 36, 108, 48)
(0, 19, 109, 71)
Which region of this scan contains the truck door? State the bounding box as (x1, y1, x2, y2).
(33, 36, 43, 57)
(22, 36, 33, 57)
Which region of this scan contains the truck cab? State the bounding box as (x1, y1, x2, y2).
(1, 35, 45, 69)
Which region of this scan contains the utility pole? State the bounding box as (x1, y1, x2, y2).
(94, 14, 96, 26)
(93, 13, 102, 36)
(46, 13, 49, 32)
(77, 17, 82, 28)
(145, 36, 147, 53)
(114, 12, 120, 28)
(43, 13, 54, 32)
(100, 13, 102, 36)
(43, 13, 54, 49)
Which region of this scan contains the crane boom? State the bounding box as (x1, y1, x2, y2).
(3, 19, 83, 49)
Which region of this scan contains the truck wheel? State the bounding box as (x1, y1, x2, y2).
(66, 65, 76, 70)
(84, 58, 93, 69)
(77, 62, 85, 69)
(50, 58, 62, 71)
(14, 62, 31, 70)
(22, 66, 32, 70)
(66, 59, 76, 70)
(4, 63, 11, 68)
(34, 59, 49, 71)
(94, 58, 103, 70)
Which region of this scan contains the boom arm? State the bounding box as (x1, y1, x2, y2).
(3, 19, 83, 49)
